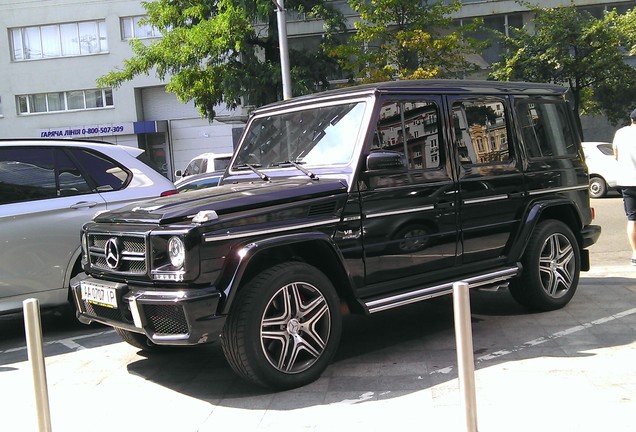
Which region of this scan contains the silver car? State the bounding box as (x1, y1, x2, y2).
(0, 139, 177, 315)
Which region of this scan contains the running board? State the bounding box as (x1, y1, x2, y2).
(363, 265, 521, 314)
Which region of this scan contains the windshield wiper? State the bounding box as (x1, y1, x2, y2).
(234, 163, 270, 181)
(272, 160, 319, 181)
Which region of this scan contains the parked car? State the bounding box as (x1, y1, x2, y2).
(73, 80, 600, 390)
(174, 152, 232, 184)
(175, 170, 224, 192)
(0, 139, 177, 316)
(582, 141, 618, 198)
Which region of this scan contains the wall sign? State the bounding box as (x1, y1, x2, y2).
(38, 122, 134, 138)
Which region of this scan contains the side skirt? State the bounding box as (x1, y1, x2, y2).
(362, 265, 521, 314)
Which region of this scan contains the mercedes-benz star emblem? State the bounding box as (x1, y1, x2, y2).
(104, 237, 121, 270)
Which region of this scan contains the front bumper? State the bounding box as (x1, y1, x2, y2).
(72, 275, 225, 346)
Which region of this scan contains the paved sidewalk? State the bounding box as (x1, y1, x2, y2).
(2, 266, 635, 432)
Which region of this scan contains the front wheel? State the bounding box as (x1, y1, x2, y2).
(509, 220, 580, 311)
(221, 262, 342, 390)
(114, 328, 160, 351)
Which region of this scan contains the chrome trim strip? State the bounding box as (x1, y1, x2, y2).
(342, 215, 361, 222)
(365, 205, 436, 219)
(463, 194, 509, 205)
(203, 218, 341, 242)
(527, 185, 587, 196)
(364, 266, 519, 313)
(128, 295, 144, 329)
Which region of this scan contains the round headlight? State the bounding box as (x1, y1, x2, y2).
(168, 236, 186, 268)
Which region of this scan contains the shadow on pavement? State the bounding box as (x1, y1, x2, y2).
(122, 275, 636, 409)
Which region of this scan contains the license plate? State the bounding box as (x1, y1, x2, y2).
(81, 281, 118, 309)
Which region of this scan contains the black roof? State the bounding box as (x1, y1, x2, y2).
(255, 79, 568, 114)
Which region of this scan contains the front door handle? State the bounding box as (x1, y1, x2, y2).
(70, 201, 98, 209)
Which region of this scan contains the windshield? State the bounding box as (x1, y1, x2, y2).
(233, 101, 366, 169)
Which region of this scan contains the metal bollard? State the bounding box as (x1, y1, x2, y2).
(453, 282, 478, 432)
(23, 299, 53, 432)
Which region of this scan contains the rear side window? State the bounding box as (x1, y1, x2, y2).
(0, 146, 92, 204)
(68, 148, 130, 192)
(452, 97, 511, 165)
(516, 99, 577, 158)
(213, 157, 230, 171)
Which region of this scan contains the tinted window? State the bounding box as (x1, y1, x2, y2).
(597, 143, 613, 156)
(373, 100, 441, 170)
(56, 149, 92, 196)
(452, 98, 510, 165)
(516, 99, 577, 158)
(68, 148, 130, 191)
(0, 146, 93, 204)
(178, 176, 221, 192)
(0, 147, 57, 204)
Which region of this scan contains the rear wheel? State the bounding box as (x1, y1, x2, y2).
(589, 176, 607, 198)
(509, 220, 580, 311)
(222, 262, 342, 390)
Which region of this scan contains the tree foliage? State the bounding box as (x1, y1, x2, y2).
(328, 0, 485, 82)
(97, 0, 346, 119)
(490, 2, 636, 126)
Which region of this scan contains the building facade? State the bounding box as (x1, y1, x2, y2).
(0, 0, 634, 179)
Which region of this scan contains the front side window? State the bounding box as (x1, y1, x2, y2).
(373, 100, 441, 170)
(10, 20, 107, 61)
(452, 98, 511, 165)
(0, 147, 57, 204)
(234, 101, 367, 168)
(0, 147, 92, 204)
(516, 99, 577, 158)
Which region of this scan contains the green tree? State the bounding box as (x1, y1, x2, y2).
(329, 0, 484, 82)
(97, 0, 346, 119)
(490, 2, 636, 126)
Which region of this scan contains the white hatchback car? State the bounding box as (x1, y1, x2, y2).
(0, 139, 177, 316)
(174, 152, 232, 185)
(582, 141, 619, 198)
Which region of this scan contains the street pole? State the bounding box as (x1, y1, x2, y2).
(273, 0, 292, 100)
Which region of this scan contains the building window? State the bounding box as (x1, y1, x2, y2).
(10, 20, 108, 61)
(17, 89, 114, 114)
(121, 16, 162, 39)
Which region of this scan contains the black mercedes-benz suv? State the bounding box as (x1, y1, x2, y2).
(73, 80, 601, 390)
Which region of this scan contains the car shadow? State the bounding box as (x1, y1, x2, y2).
(0, 308, 116, 366)
(122, 275, 636, 409)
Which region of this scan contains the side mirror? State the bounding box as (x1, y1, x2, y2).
(365, 151, 407, 175)
(174, 169, 183, 177)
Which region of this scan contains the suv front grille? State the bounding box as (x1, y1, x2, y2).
(88, 233, 147, 276)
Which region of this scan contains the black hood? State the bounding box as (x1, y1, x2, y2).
(95, 178, 348, 224)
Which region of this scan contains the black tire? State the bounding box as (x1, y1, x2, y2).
(589, 176, 607, 198)
(390, 225, 430, 253)
(221, 262, 342, 390)
(114, 328, 160, 351)
(509, 220, 580, 311)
